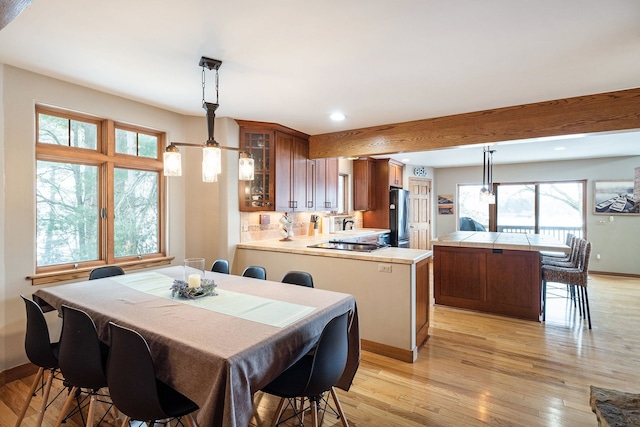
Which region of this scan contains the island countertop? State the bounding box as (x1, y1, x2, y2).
(237, 229, 432, 265)
(433, 231, 570, 253)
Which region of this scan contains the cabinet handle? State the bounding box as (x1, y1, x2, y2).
(325, 202, 331, 208)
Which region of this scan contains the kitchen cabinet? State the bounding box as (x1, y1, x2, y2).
(434, 245, 541, 320)
(314, 157, 339, 210)
(236, 235, 433, 362)
(238, 126, 275, 211)
(275, 131, 309, 211)
(237, 121, 311, 212)
(353, 158, 376, 211)
(389, 159, 404, 188)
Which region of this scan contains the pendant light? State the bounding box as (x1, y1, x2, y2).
(480, 146, 496, 204)
(163, 56, 254, 182)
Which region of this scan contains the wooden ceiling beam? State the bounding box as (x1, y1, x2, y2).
(308, 88, 640, 159)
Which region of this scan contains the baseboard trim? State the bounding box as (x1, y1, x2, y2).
(590, 271, 640, 279)
(361, 339, 417, 363)
(0, 363, 37, 386)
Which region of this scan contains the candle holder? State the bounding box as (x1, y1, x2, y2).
(183, 258, 205, 287)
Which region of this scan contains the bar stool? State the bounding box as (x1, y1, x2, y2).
(542, 239, 592, 329)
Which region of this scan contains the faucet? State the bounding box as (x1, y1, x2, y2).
(342, 218, 355, 230)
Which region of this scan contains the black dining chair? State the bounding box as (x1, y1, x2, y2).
(262, 311, 351, 427)
(281, 271, 314, 288)
(53, 305, 112, 427)
(242, 265, 267, 280)
(106, 322, 199, 427)
(16, 296, 63, 427)
(211, 259, 230, 274)
(88, 265, 125, 280)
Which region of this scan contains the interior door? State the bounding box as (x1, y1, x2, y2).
(409, 178, 431, 249)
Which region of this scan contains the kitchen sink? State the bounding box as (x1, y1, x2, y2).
(307, 241, 389, 252)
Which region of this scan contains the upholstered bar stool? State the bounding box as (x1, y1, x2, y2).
(542, 239, 592, 329)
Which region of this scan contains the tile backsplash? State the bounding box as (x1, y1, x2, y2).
(240, 211, 362, 242)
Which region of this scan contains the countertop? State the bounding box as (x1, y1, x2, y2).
(433, 231, 571, 252)
(237, 229, 432, 264)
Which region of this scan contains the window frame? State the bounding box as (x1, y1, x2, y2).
(30, 105, 171, 284)
(457, 179, 586, 238)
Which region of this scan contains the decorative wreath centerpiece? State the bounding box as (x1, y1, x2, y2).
(170, 278, 217, 299)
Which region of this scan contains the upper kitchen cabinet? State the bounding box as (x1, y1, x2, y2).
(388, 159, 404, 188)
(236, 121, 310, 212)
(275, 131, 309, 212)
(353, 158, 376, 211)
(238, 125, 275, 211)
(314, 158, 339, 211)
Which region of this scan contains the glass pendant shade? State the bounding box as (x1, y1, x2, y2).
(238, 154, 254, 181)
(163, 150, 182, 176)
(202, 145, 222, 182)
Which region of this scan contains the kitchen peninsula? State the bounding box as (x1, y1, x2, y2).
(433, 231, 570, 321)
(236, 230, 432, 362)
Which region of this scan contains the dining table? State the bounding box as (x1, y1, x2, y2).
(33, 266, 360, 427)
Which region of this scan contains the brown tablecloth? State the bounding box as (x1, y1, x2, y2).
(34, 266, 360, 427)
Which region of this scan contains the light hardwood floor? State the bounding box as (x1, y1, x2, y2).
(3, 274, 639, 426)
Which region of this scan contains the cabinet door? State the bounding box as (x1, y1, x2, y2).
(238, 128, 275, 211)
(275, 132, 293, 211)
(275, 132, 308, 211)
(306, 160, 316, 209)
(389, 161, 403, 188)
(353, 159, 375, 211)
(292, 136, 309, 210)
(324, 158, 339, 209)
(314, 158, 338, 210)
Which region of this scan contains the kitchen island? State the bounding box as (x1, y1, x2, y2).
(433, 231, 570, 321)
(236, 230, 432, 362)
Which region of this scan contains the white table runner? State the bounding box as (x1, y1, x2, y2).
(112, 271, 316, 327)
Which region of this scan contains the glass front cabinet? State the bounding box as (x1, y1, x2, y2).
(238, 125, 275, 211)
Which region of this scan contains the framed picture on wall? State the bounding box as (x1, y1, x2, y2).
(438, 194, 454, 215)
(593, 180, 639, 215)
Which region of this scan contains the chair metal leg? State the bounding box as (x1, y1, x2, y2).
(15, 367, 45, 427)
(330, 387, 349, 427)
(542, 280, 546, 321)
(583, 287, 592, 329)
(54, 386, 79, 427)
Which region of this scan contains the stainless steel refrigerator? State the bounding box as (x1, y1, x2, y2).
(389, 188, 410, 247)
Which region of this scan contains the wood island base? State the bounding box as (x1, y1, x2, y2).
(434, 245, 542, 321)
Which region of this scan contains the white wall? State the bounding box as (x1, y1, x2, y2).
(434, 156, 640, 275)
(0, 65, 238, 372)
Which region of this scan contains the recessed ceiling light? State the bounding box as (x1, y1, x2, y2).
(554, 146, 566, 151)
(330, 112, 346, 121)
(401, 158, 411, 163)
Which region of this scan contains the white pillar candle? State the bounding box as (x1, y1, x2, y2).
(188, 274, 201, 288)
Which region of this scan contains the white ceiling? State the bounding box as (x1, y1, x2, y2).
(1, 0, 639, 167)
